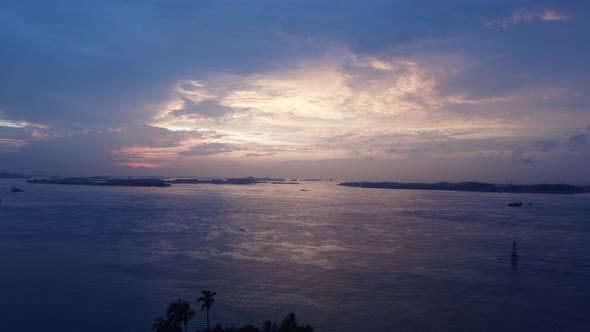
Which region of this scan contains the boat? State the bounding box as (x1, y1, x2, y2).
(11, 186, 24, 192)
(507, 202, 522, 207)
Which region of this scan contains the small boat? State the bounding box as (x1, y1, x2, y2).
(11, 186, 24, 192)
(508, 202, 522, 207)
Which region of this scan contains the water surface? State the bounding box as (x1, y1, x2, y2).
(1, 179, 589, 331)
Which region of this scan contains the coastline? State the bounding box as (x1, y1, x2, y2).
(338, 181, 589, 194)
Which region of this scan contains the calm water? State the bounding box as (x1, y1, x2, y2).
(0, 179, 589, 331)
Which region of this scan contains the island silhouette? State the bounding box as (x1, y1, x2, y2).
(15, 175, 590, 194)
(339, 181, 589, 194)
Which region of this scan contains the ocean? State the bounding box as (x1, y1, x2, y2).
(0, 179, 589, 331)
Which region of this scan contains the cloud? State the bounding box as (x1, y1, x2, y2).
(487, 8, 569, 28)
(567, 128, 590, 149)
(179, 143, 237, 156)
(120, 125, 198, 148)
(535, 139, 561, 152)
(0, 125, 219, 174)
(0, 0, 519, 127)
(1, 1, 589, 182)
(0, 119, 29, 128)
(0, 0, 300, 127)
(245, 152, 277, 158)
(169, 98, 238, 119)
(0, 138, 27, 152)
(540, 9, 569, 21)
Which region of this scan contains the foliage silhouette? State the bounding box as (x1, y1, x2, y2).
(166, 299, 194, 332)
(152, 317, 182, 332)
(262, 320, 275, 332)
(236, 325, 260, 332)
(197, 312, 312, 332)
(277, 312, 313, 332)
(196, 290, 216, 331)
(153, 292, 313, 332)
(211, 324, 262, 332)
(278, 313, 297, 332)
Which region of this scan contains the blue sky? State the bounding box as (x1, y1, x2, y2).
(1, 0, 589, 183)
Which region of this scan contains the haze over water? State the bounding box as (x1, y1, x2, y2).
(1, 179, 589, 331)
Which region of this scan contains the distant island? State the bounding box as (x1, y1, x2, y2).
(168, 177, 307, 185)
(253, 177, 286, 182)
(27, 178, 170, 187)
(27, 177, 586, 194)
(168, 177, 258, 185)
(338, 181, 590, 194)
(26, 176, 289, 187)
(0, 172, 29, 179)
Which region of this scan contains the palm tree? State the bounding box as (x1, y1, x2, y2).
(166, 299, 194, 332)
(262, 320, 273, 332)
(179, 300, 195, 332)
(152, 317, 182, 332)
(278, 313, 297, 332)
(196, 290, 216, 331)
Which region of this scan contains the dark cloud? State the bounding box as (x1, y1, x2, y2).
(0, 0, 296, 126)
(567, 130, 589, 149)
(0, 125, 33, 142)
(115, 125, 190, 148)
(384, 147, 400, 153)
(535, 139, 561, 152)
(170, 98, 237, 119)
(0, 125, 210, 174)
(179, 143, 236, 156)
(384, 147, 420, 154)
(241, 150, 590, 184)
(245, 152, 277, 158)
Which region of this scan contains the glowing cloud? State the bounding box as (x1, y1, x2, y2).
(0, 138, 28, 152)
(487, 8, 569, 27)
(145, 51, 553, 165)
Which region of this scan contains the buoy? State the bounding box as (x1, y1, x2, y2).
(511, 241, 519, 268)
(511, 241, 518, 258)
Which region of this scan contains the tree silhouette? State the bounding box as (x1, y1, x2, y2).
(277, 312, 313, 332)
(237, 325, 262, 332)
(152, 295, 314, 332)
(262, 320, 274, 332)
(196, 290, 216, 331)
(278, 312, 297, 332)
(166, 299, 194, 332)
(152, 317, 182, 332)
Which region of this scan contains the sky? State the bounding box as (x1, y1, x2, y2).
(1, 0, 589, 183)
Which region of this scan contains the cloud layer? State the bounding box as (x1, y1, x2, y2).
(1, 0, 589, 183)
